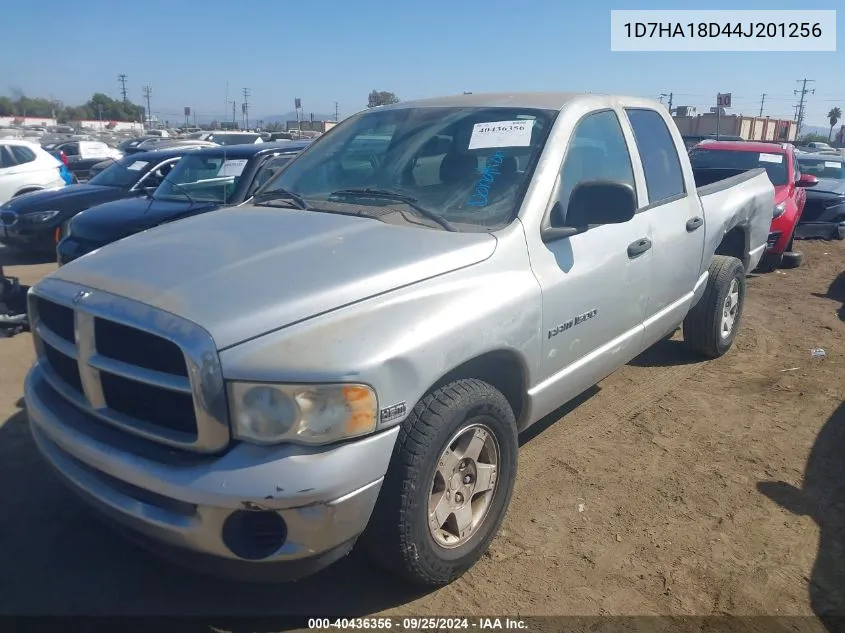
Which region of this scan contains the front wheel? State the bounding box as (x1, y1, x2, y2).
(682, 255, 746, 359)
(361, 379, 518, 588)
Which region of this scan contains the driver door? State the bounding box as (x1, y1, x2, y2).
(528, 109, 652, 405)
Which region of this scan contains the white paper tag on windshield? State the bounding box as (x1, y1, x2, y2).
(468, 120, 533, 150)
(758, 153, 783, 164)
(218, 159, 248, 177)
(127, 160, 148, 171)
(825, 161, 841, 168)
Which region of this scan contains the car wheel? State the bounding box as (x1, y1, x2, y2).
(361, 378, 518, 588)
(682, 255, 746, 359)
(836, 225, 845, 241)
(780, 250, 804, 269)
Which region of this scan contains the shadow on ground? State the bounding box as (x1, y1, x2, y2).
(812, 271, 845, 322)
(758, 401, 845, 632)
(0, 402, 428, 627)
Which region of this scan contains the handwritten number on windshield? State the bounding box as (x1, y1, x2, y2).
(467, 151, 506, 207)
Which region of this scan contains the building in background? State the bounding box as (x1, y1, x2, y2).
(285, 120, 337, 134)
(673, 113, 798, 142)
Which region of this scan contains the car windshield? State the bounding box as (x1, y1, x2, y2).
(689, 147, 788, 186)
(797, 158, 845, 180)
(87, 156, 148, 188)
(154, 152, 249, 203)
(259, 105, 556, 232)
(206, 133, 260, 145)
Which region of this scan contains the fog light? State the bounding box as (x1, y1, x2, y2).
(222, 510, 287, 560)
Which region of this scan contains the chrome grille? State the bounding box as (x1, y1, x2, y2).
(28, 278, 229, 453)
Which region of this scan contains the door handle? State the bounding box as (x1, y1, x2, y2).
(627, 237, 652, 258)
(686, 216, 704, 232)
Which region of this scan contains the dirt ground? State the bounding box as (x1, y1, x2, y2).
(0, 241, 842, 627)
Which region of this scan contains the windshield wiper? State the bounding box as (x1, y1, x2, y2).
(329, 188, 455, 232)
(252, 188, 309, 210)
(155, 177, 196, 206)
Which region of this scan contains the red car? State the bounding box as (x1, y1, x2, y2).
(689, 141, 818, 271)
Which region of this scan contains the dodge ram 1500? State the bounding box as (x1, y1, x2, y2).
(24, 92, 775, 587)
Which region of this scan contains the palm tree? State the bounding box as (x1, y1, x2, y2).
(828, 106, 842, 141)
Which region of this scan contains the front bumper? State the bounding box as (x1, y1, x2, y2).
(25, 363, 399, 581)
(56, 236, 100, 266)
(0, 222, 57, 253)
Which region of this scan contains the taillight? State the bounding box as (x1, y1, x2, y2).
(60, 151, 68, 166)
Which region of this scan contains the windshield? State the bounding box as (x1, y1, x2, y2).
(689, 148, 788, 186)
(798, 158, 845, 180)
(87, 156, 148, 188)
(259, 106, 555, 231)
(206, 133, 260, 145)
(154, 153, 249, 203)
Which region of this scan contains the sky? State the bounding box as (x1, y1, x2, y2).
(1, 0, 842, 128)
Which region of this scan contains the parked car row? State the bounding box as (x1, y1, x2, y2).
(688, 138, 845, 273)
(0, 140, 310, 259)
(22, 93, 778, 588)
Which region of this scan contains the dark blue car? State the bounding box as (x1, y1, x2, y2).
(57, 141, 310, 265)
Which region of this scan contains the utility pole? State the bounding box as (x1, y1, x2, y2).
(794, 78, 815, 137)
(659, 93, 673, 114)
(142, 84, 153, 130)
(758, 93, 766, 117)
(242, 88, 251, 129)
(118, 74, 128, 103)
(229, 100, 236, 125)
(334, 101, 339, 121)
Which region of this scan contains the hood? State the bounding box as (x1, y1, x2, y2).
(804, 177, 845, 197)
(72, 197, 219, 242)
(50, 206, 498, 349)
(3, 184, 125, 213)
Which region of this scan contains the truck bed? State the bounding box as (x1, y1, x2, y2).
(694, 167, 775, 273)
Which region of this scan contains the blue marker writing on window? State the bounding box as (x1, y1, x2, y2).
(467, 151, 506, 207)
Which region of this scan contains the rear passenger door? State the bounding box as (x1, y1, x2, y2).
(0, 145, 22, 202)
(624, 108, 705, 346)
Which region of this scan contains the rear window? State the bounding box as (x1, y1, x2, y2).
(797, 158, 845, 180)
(689, 148, 788, 186)
(206, 133, 261, 145)
(87, 156, 148, 188)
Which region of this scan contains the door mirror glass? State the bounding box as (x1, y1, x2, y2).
(562, 180, 637, 228)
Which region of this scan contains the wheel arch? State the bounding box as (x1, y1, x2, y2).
(714, 225, 749, 270)
(426, 349, 530, 431)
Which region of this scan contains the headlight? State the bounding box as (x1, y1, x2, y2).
(773, 203, 786, 218)
(229, 382, 378, 445)
(27, 210, 60, 222)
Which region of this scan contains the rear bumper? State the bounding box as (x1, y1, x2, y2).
(25, 363, 399, 581)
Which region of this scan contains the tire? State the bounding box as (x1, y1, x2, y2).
(361, 378, 518, 588)
(755, 251, 783, 273)
(682, 255, 746, 359)
(780, 250, 804, 269)
(837, 225, 845, 241)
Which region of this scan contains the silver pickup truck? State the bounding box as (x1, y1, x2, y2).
(24, 93, 775, 588)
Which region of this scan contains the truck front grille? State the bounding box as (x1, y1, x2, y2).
(28, 278, 229, 453)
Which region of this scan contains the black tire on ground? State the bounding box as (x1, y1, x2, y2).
(361, 378, 518, 588)
(837, 225, 845, 241)
(780, 250, 804, 269)
(755, 251, 783, 273)
(682, 255, 746, 359)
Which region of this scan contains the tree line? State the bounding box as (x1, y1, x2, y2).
(0, 89, 145, 123)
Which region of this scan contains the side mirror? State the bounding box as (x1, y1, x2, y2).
(542, 180, 637, 242)
(796, 173, 818, 187)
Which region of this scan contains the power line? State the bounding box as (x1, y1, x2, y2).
(142, 84, 153, 129)
(794, 78, 815, 136)
(118, 74, 128, 103)
(242, 88, 251, 129)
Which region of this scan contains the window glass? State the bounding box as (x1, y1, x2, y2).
(689, 148, 788, 186)
(0, 146, 16, 168)
(10, 145, 36, 164)
(555, 110, 635, 222)
(626, 108, 686, 203)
